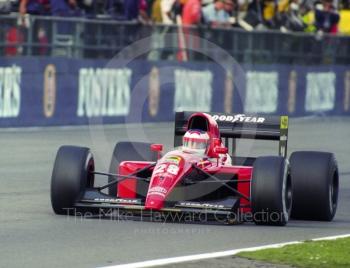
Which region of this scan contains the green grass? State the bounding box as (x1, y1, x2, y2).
(237, 237, 350, 268)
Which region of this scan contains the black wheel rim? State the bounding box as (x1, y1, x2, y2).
(329, 170, 339, 214)
(86, 156, 95, 188)
(285, 174, 293, 215)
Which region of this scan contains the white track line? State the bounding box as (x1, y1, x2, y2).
(99, 233, 350, 268)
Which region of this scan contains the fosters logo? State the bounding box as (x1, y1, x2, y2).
(77, 68, 131, 117)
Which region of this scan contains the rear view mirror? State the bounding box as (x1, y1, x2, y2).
(213, 138, 221, 147)
(151, 144, 163, 152)
(214, 147, 228, 155)
(151, 144, 163, 159)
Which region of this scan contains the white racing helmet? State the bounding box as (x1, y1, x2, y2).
(182, 130, 210, 155)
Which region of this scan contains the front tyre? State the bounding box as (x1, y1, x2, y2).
(51, 146, 95, 215)
(251, 156, 292, 226)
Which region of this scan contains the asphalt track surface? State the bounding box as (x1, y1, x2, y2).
(0, 117, 349, 268)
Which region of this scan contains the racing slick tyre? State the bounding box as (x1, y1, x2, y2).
(251, 156, 292, 226)
(108, 142, 158, 196)
(51, 146, 95, 215)
(290, 151, 339, 221)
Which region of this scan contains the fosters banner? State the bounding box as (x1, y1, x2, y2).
(0, 57, 349, 127)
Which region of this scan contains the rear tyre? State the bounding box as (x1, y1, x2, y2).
(290, 151, 339, 221)
(251, 156, 292, 226)
(108, 142, 158, 196)
(51, 146, 95, 215)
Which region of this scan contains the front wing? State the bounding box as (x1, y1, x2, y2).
(73, 188, 240, 221)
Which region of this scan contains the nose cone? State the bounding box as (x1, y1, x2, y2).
(145, 194, 165, 210)
(145, 153, 187, 210)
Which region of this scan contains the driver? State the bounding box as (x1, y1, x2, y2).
(182, 129, 231, 165)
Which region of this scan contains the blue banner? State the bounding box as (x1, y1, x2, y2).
(0, 57, 349, 127)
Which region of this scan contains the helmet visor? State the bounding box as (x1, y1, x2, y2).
(183, 138, 208, 150)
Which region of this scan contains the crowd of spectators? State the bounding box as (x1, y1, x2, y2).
(0, 0, 349, 34)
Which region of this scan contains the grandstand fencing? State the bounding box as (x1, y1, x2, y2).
(1, 14, 350, 64)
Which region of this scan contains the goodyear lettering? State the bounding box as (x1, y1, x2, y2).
(212, 114, 265, 123)
(149, 186, 167, 194)
(94, 198, 138, 204)
(179, 202, 225, 209)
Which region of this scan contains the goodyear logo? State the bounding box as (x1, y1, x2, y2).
(280, 116, 288, 129)
(148, 186, 167, 195)
(94, 198, 139, 204)
(212, 114, 265, 123)
(179, 202, 225, 209)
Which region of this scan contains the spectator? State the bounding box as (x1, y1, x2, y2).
(182, 0, 202, 25)
(50, 0, 80, 16)
(6, 0, 347, 36)
(124, 0, 140, 20)
(151, 0, 163, 22)
(315, 0, 340, 33)
(340, 0, 350, 9)
(223, 0, 234, 16)
(169, 0, 184, 23)
(37, 26, 48, 54)
(18, 0, 50, 55)
(161, 0, 176, 24)
(91, 0, 124, 19)
(301, 1, 317, 32)
(0, 0, 11, 14)
(280, 0, 305, 32)
(244, 0, 264, 28)
(202, 0, 231, 27)
(140, 0, 152, 23)
(262, 0, 276, 25)
(19, 0, 49, 15)
(77, 0, 95, 17)
(339, 0, 350, 34)
(123, 0, 151, 23)
(302, 10, 316, 32)
(5, 26, 24, 56)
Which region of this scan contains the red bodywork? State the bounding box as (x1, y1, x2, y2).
(116, 113, 253, 214)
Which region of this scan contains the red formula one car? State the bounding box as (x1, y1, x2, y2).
(51, 112, 339, 226)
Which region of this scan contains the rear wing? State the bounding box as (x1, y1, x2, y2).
(174, 111, 289, 158)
